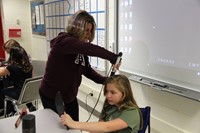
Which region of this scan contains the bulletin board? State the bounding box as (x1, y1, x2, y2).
(30, 0, 46, 36)
(44, 0, 106, 70)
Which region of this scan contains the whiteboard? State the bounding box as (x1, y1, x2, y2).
(117, 0, 200, 100)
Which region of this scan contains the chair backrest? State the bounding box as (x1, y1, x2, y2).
(31, 60, 46, 77)
(17, 76, 43, 104)
(138, 106, 151, 133)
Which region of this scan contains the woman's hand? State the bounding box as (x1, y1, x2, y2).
(112, 61, 121, 72)
(114, 61, 121, 70)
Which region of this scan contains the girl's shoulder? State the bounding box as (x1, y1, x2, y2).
(121, 106, 140, 116)
(7, 64, 19, 69)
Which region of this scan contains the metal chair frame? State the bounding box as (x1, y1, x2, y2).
(4, 76, 42, 117)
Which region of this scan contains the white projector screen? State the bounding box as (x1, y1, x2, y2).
(117, 0, 200, 99)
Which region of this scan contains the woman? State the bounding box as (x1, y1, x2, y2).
(60, 75, 143, 133)
(39, 10, 121, 121)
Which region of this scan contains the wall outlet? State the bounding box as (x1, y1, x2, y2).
(79, 83, 105, 102)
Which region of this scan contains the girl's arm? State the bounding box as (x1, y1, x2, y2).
(0, 67, 10, 77)
(60, 112, 128, 132)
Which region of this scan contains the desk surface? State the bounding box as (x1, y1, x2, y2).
(0, 109, 81, 133)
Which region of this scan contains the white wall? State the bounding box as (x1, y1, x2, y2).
(31, 35, 48, 60)
(2, 0, 32, 59)
(1, 0, 47, 61)
(2, 0, 200, 132)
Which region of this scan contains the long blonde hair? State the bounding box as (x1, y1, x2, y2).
(66, 10, 96, 42)
(101, 75, 143, 129)
(103, 75, 139, 110)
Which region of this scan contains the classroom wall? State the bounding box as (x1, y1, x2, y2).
(1, 0, 32, 59)
(1, 0, 200, 133)
(1, 0, 47, 61)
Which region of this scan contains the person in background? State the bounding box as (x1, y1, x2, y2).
(1, 39, 33, 88)
(60, 75, 142, 133)
(0, 45, 36, 116)
(3, 39, 20, 54)
(1, 39, 34, 95)
(0, 39, 21, 89)
(39, 10, 121, 121)
(2, 39, 31, 66)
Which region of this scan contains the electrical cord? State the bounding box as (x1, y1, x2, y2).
(85, 52, 122, 122)
(85, 66, 113, 122)
(85, 93, 93, 114)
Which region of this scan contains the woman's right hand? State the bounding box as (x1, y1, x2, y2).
(113, 61, 121, 70)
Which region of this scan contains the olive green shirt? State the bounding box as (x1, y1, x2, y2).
(103, 105, 140, 133)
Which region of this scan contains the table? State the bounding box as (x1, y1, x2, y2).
(0, 109, 81, 133)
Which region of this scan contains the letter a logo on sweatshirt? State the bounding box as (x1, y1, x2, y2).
(75, 54, 85, 66)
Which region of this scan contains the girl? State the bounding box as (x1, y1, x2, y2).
(0, 46, 34, 116)
(60, 75, 142, 133)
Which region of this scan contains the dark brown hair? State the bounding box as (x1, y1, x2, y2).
(9, 46, 32, 73)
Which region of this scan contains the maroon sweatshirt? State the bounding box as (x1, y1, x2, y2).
(39, 32, 118, 103)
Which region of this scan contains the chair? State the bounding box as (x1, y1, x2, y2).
(32, 60, 46, 77)
(4, 76, 43, 117)
(138, 106, 151, 133)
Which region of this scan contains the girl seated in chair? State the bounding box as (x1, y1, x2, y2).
(0, 46, 35, 116)
(60, 75, 143, 133)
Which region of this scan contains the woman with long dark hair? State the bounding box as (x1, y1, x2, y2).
(0, 46, 33, 116)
